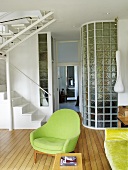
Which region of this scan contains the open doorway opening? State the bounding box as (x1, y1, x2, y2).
(58, 65, 79, 112)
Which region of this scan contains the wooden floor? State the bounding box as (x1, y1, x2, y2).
(0, 126, 111, 170)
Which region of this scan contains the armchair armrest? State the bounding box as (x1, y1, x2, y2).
(30, 124, 48, 145)
(105, 128, 128, 141)
(63, 135, 80, 153)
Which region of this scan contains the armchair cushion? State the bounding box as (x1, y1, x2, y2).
(34, 137, 66, 151)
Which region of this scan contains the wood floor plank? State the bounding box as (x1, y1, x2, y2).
(0, 121, 111, 170)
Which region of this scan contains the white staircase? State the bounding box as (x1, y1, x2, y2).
(0, 86, 46, 129)
(0, 11, 56, 56)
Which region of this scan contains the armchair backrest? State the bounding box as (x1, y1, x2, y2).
(42, 109, 80, 139)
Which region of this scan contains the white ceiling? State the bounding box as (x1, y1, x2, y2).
(0, 0, 128, 41)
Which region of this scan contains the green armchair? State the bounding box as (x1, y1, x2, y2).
(30, 109, 80, 163)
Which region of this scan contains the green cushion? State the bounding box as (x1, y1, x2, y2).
(105, 140, 128, 170)
(34, 137, 66, 151)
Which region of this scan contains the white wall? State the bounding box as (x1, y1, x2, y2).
(118, 19, 128, 105)
(57, 41, 79, 64)
(10, 33, 53, 119)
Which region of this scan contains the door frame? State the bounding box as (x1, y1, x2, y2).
(56, 62, 80, 110)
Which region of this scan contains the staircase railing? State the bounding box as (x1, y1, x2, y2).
(10, 62, 51, 96)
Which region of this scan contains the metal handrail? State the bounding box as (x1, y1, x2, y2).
(0, 16, 32, 24)
(10, 62, 51, 96)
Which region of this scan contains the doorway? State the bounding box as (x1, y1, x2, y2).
(58, 65, 79, 112)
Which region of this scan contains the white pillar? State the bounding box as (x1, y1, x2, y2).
(6, 53, 13, 130)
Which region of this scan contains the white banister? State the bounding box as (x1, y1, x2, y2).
(6, 53, 13, 130)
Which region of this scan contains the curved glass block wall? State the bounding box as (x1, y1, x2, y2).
(81, 21, 118, 128)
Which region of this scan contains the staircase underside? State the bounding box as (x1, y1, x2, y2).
(0, 10, 56, 56)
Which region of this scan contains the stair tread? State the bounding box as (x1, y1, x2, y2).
(33, 115, 46, 122)
(13, 103, 29, 107)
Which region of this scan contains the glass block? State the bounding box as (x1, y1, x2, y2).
(83, 25, 87, 32)
(91, 94, 95, 100)
(89, 30, 94, 37)
(89, 51, 94, 58)
(104, 51, 110, 58)
(91, 101, 95, 106)
(89, 44, 94, 51)
(111, 65, 116, 72)
(105, 122, 110, 127)
(97, 86, 103, 92)
(112, 72, 116, 79)
(96, 51, 104, 58)
(90, 59, 95, 64)
(104, 58, 111, 65)
(105, 101, 110, 106)
(97, 59, 103, 65)
(112, 94, 117, 100)
(90, 65, 95, 72)
(96, 44, 103, 51)
(88, 23, 94, 30)
(111, 44, 117, 51)
(39, 61, 47, 68)
(103, 37, 110, 44)
(111, 37, 117, 44)
(111, 29, 117, 36)
(89, 37, 94, 44)
(91, 114, 95, 120)
(39, 44, 47, 52)
(112, 79, 116, 86)
(97, 65, 103, 72)
(104, 94, 110, 100)
(112, 122, 117, 127)
(90, 72, 95, 79)
(103, 22, 110, 29)
(111, 51, 116, 58)
(104, 65, 111, 72)
(104, 86, 110, 93)
(104, 44, 110, 51)
(111, 58, 116, 65)
(97, 108, 103, 113)
(112, 101, 117, 106)
(97, 72, 103, 78)
(39, 70, 48, 79)
(105, 115, 110, 120)
(104, 80, 111, 86)
(96, 30, 102, 37)
(97, 122, 103, 128)
(90, 79, 95, 86)
(97, 115, 103, 120)
(105, 108, 110, 113)
(97, 93, 103, 100)
(96, 23, 102, 29)
(96, 37, 103, 44)
(39, 34, 47, 41)
(97, 101, 103, 107)
(39, 52, 47, 61)
(97, 79, 103, 85)
(40, 80, 48, 88)
(104, 72, 111, 79)
(103, 29, 110, 36)
(91, 121, 95, 127)
(112, 115, 117, 120)
(112, 108, 118, 113)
